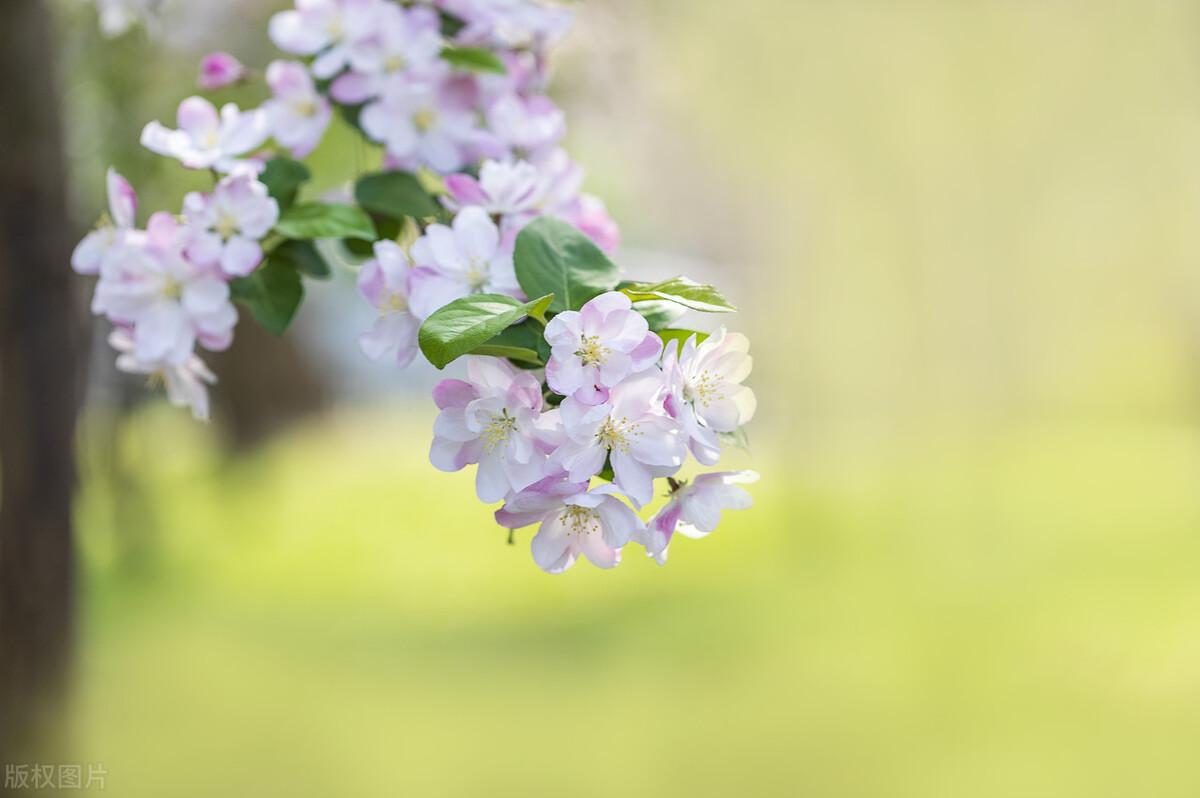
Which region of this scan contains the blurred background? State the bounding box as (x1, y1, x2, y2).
(2, 0, 1200, 794)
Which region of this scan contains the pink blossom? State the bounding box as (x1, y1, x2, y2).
(108, 329, 217, 422)
(337, 3, 443, 98)
(183, 173, 279, 278)
(73, 168, 138, 275)
(486, 92, 565, 158)
(360, 75, 479, 173)
(269, 0, 384, 79)
(544, 291, 662, 405)
(662, 328, 757, 465)
(94, 213, 237, 365)
(198, 52, 247, 91)
(637, 471, 758, 565)
(264, 61, 333, 159)
(429, 357, 552, 503)
(407, 206, 521, 318)
(552, 373, 685, 508)
(141, 97, 269, 173)
(357, 241, 420, 367)
(495, 477, 643, 574)
(443, 159, 540, 216)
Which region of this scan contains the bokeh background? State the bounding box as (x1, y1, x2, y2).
(32, 0, 1200, 794)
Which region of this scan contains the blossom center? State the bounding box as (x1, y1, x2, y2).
(385, 54, 407, 73)
(483, 409, 517, 452)
(559, 505, 600, 537)
(413, 107, 438, 133)
(595, 415, 640, 453)
(684, 370, 722, 407)
(214, 212, 239, 240)
(574, 335, 611, 367)
(385, 292, 408, 314)
(466, 262, 489, 291)
(292, 98, 319, 118)
(161, 277, 183, 301)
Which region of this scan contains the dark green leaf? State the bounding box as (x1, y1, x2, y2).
(230, 257, 304, 335)
(419, 293, 554, 369)
(657, 328, 709, 348)
(343, 216, 403, 258)
(355, 171, 440, 220)
(275, 203, 376, 241)
(620, 276, 736, 313)
(440, 46, 506, 74)
(270, 239, 330, 280)
(634, 299, 689, 331)
(513, 217, 620, 313)
(469, 321, 544, 366)
(259, 157, 310, 211)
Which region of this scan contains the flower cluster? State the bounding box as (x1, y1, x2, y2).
(431, 293, 758, 573)
(76, 0, 760, 572)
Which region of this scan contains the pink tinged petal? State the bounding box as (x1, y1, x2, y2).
(407, 268, 467, 320)
(628, 332, 664, 371)
(731, 385, 757, 426)
(688, 424, 723, 467)
(531, 517, 577, 574)
(106, 168, 137, 228)
(145, 212, 180, 251)
(543, 311, 583, 348)
(71, 231, 107, 275)
(182, 278, 230, 315)
(432, 379, 478, 410)
(610, 451, 654, 509)
(597, 350, 632, 388)
(265, 59, 311, 98)
(544, 353, 584, 397)
(185, 231, 223, 267)
(475, 455, 511, 504)
(135, 302, 192, 364)
(219, 237, 264, 277)
(581, 290, 632, 319)
(429, 437, 471, 473)
(699, 396, 743, 434)
(140, 122, 195, 164)
(503, 454, 546, 494)
(599, 306, 649, 348)
(445, 173, 488, 206)
(357, 259, 387, 308)
(268, 9, 328, 54)
(579, 533, 621, 570)
(595, 496, 643, 549)
(330, 71, 376, 104)
(219, 105, 270, 156)
(465, 356, 517, 392)
(453, 207, 500, 262)
(177, 96, 219, 140)
(561, 442, 607, 483)
(433, 408, 476, 443)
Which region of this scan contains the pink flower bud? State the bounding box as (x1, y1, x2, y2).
(198, 52, 246, 91)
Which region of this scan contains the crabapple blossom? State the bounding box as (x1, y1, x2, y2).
(444, 0, 574, 51)
(443, 159, 540, 217)
(495, 477, 643, 574)
(637, 471, 759, 565)
(108, 329, 217, 422)
(72, 168, 138, 276)
(429, 357, 551, 503)
(269, 0, 383, 79)
(94, 212, 237, 365)
(360, 75, 478, 172)
(544, 292, 662, 405)
(141, 97, 269, 173)
(407, 206, 521, 317)
(560, 194, 620, 254)
(336, 3, 443, 98)
(198, 52, 247, 91)
(662, 328, 758, 465)
(553, 373, 686, 508)
(486, 93, 565, 158)
(263, 60, 333, 159)
(183, 173, 280, 278)
(357, 241, 420, 367)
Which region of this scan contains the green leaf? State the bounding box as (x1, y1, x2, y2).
(513, 217, 620, 313)
(355, 171, 440, 220)
(230, 257, 304, 335)
(440, 46, 506, 74)
(657, 328, 709, 348)
(469, 322, 544, 366)
(260, 157, 311, 211)
(275, 203, 376, 241)
(634, 299, 689, 331)
(343, 216, 403, 259)
(270, 239, 331, 280)
(419, 293, 554, 369)
(717, 427, 751, 451)
(620, 276, 736, 313)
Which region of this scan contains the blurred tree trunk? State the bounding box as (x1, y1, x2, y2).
(0, 0, 81, 762)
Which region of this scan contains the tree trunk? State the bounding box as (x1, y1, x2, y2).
(0, 0, 81, 762)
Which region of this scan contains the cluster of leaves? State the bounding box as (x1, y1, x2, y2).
(236, 158, 734, 369)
